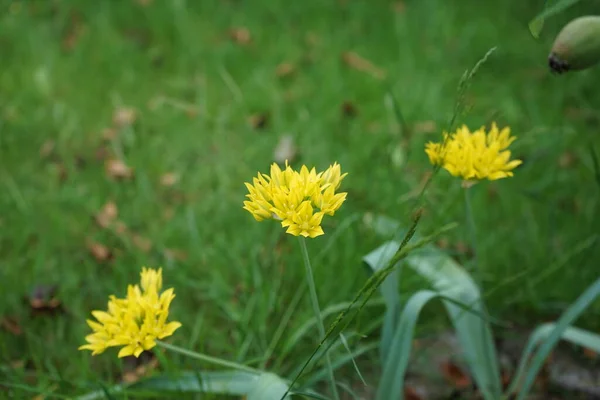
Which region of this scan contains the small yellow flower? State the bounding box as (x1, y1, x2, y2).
(243, 161, 347, 237)
(79, 267, 181, 358)
(425, 123, 522, 181)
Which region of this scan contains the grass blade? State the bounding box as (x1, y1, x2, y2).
(509, 277, 600, 399)
(376, 290, 438, 400)
(528, 0, 583, 38)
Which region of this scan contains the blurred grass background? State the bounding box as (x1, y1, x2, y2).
(1, 0, 599, 397)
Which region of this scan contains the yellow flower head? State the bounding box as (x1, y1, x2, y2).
(79, 267, 181, 358)
(425, 123, 522, 181)
(243, 161, 347, 238)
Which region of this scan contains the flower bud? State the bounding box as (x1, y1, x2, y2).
(549, 16, 600, 73)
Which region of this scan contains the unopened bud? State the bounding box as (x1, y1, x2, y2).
(549, 16, 600, 74)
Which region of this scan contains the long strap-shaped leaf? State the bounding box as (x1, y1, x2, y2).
(376, 290, 438, 399)
(508, 277, 600, 399)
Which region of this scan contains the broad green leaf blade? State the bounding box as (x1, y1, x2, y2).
(363, 241, 402, 365)
(75, 371, 291, 400)
(405, 248, 502, 400)
(376, 290, 438, 400)
(529, 0, 583, 38)
(247, 373, 290, 400)
(509, 277, 600, 400)
(364, 242, 502, 400)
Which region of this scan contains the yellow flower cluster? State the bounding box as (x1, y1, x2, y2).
(79, 267, 181, 358)
(425, 123, 522, 181)
(243, 162, 347, 238)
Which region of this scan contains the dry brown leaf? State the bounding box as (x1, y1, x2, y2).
(132, 234, 152, 253)
(341, 100, 358, 118)
(342, 51, 386, 80)
(440, 360, 471, 389)
(164, 248, 188, 262)
(392, 1, 406, 13)
(229, 27, 251, 45)
(39, 140, 55, 158)
(583, 347, 598, 360)
(558, 151, 577, 168)
(105, 159, 133, 180)
(62, 13, 85, 52)
(1, 316, 22, 336)
(163, 208, 175, 221)
(95, 201, 118, 229)
(122, 352, 158, 384)
(114, 220, 128, 235)
(86, 240, 113, 263)
(248, 113, 269, 130)
(112, 107, 137, 128)
(160, 172, 179, 187)
(102, 127, 118, 141)
(413, 120, 438, 134)
(276, 62, 296, 78)
(404, 386, 424, 400)
(273, 134, 297, 164)
(28, 285, 62, 315)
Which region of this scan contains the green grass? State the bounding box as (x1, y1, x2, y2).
(1, 0, 600, 397)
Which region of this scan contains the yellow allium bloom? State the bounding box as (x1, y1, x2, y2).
(243, 161, 347, 238)
(425, 123, 522, 181)
(79, 267, 181, 358)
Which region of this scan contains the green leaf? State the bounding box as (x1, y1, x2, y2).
(509, 277, 600, 399)
(528, 0, 583, 38)
(376, 290, 438, 399)
(75, 370, 292, 400)
(363, 240, 402, 365)
(365, 243, 502, 400)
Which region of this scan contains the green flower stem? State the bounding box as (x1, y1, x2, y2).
(298, 237, 340, 400)
(463, 185, 501, 396)
(156, 341, 258, 374)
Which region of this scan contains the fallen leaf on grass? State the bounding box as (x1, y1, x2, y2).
(440, 360, 471, 389)
(160, 172, 179, 187)
(413, 120, 438, 134)
(28, 285, 62, 316)
(94, 201, 118, 229)
(102, 127, 118, 141)
(112, 107, 137, 128)
(558, 151, 578, 168)
(0, 316, 22, 336)
(105, 159, 133, 180)
(86, 240, 113, 263)
(229, 27, 251, 45)
(276, 62, 296, 78)
(248, 112, 270, 130)
(342, 51, 386, 80)
(341, 100, 358, 118)
(39, 140, 55, 158)
(583, 347, 598, 360)
(164, 248, 188, 262)
(404, 386, 425, 400)
(132, 234, 152, 253)
(62, 12, 86, 52)
(392, 1, 406, 13)
(273, 134, 297, 164)
(122, 351, 159, 383)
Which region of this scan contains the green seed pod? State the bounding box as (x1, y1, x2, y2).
(549, 16, 600, 74)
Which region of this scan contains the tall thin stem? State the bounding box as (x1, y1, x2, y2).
(298, 237, 340, 400)
(156, 341, 258, 374)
